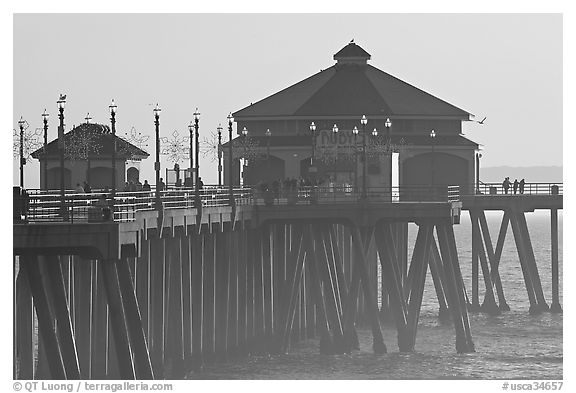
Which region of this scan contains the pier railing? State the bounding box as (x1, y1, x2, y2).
(471, 182, 562, 196)
(14, 184, 459, 224)
(253, 185, 459, 205)
(16, 187, 253, 223)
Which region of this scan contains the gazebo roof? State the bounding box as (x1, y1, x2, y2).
(31, 122, 150, 160)
(233, 42, 471, 119)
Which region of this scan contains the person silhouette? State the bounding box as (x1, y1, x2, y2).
(157, 178, 165, 192)
(519, 179, 525, 194)
(502, 177, 510, 194)
(513, 179, 519, 194)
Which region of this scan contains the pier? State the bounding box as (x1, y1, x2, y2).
(461, 182, 563, 315)
(12, 39, 562, 381)
(13, 183, 561, 379)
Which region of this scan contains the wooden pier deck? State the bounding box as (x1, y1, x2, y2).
(13, 184, 561, 380)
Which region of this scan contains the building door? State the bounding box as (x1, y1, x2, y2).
(245, 155, 285, 185)
(401, 152, 470, 199)
(126, 167, 140, 183)
(88, 167, 114, 189)
(47, 167, 71, 190)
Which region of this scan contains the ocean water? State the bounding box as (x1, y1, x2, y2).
(187, 211, 563, 379)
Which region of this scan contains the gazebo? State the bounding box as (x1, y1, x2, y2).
(31, 122, 149, 190)
(227, 41, 478, 194)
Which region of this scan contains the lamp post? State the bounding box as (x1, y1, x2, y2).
(265, 128, 271, 159)
(57, 95, 67, 220)
(154, 104, 161, 210)
(476, 152, 482, 194)
(430, 129, 436, 199)
(361, 114, 368, 199)
(18, 116, 26, 188)
(385, 118, 392, 196)
(352, 126, 358, 190)
(109, 99, 117, 201)
(241, 126, 248, 185)
(188, 120, 194, 186)
(227, 113, 234, 206)
(217, 124, 223, 186)
(194, 109, 200, 196)
(42, 109, 49, 190)
(310, 122, 316, 165)
(385, 118, 392, 141)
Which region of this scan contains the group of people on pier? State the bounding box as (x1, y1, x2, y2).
(502, 177, 526, 194)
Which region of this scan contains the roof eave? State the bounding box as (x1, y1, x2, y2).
(233, 114, 471, 122)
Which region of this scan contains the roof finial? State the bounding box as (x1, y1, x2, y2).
(334, 41, 371, 64)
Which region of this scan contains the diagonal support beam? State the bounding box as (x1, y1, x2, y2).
(311, 224, 346, 353)
(349, 226, 386, 354)
(42, 256, 82, 379)
(509, 210, 539, 313)
(404, 223, 432, 352)
(469, 210, 500, 315)
(428, 237, 450, 319)
(276, 226, 305, 354)
(436, 224, 475, 353)
(375, 222, 410, 351)
(20, 256, 67, 379)
(116, 259, 154, 379)
(517, 211, 549, 311)
(304, 225, 334, 354)
(478, 210, 509, 311)
(100, 259, 136, 379)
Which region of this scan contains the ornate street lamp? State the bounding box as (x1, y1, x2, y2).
(372, 127, 378, 137)
(109, 99, 117, 200)
(476, 152, 482, 194)
(41, 109, 49, 190)
(361, 114, 368, 199)
(241, 126, 248, 185)
(188, 120, 194, 186)
(56, 94, 68, 221)
(18, 116, 26, 188)
(332, 124, 339, 134)
(265, 128, 271, 159)
(57, 95, 67, 220)
(154, 103, 162, 209)
(217, 124, 223, 186)
(310, 121, 316, 165)
(352, 126, 359, 190)
(193, 108, 200, 194)
(384, 118, 393, 195)
(385, 118, 392, 140)
(430, 129, 436, 197)
(227, 113, 234, 206)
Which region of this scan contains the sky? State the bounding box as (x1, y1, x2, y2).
(12, 13, 563, 187)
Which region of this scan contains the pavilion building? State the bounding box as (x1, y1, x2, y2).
(31, 122, 149, 190)
(226, 41, 478, 194)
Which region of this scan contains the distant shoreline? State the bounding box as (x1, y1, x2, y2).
(480, 165, 562, 183)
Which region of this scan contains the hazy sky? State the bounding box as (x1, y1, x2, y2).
(12, 13, 562, 187)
